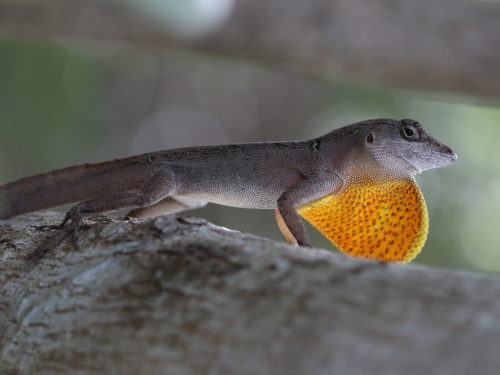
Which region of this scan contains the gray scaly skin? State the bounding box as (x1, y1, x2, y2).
(0, 119, 456, 257)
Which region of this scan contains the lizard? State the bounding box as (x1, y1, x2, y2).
(0, 118, 456, 262)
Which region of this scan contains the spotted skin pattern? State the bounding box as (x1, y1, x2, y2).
(298, 178, 428, 263)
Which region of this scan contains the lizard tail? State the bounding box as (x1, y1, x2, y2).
(0, 157, 152, 220)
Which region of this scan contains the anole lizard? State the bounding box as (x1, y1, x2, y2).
(0, 119, 456, 262)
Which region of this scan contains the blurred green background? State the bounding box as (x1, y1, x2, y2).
(0, 36, 499, 274)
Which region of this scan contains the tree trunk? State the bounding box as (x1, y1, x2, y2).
(1, 212, 499, 374)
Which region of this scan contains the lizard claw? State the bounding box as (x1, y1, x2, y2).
(32, 224, 65, 231)
(31, 211, 92, 257)
(31, 228, 73, 258)
(32, 212, 72, 232)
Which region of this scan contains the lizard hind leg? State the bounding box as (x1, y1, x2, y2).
(128, 196, 207, 219)
(33, 169, 177, 256)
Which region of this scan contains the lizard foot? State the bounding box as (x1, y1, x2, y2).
(31, 227, 74, 258)
(32, 211, 72, 232)
(31, 211, 94, 257)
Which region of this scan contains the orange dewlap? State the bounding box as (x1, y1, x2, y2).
(297, 178, 428, 263)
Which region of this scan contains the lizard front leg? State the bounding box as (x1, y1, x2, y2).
(276, 175, 340, 247)
(34, 169, 176, 256)
(274, 208, 298, 246)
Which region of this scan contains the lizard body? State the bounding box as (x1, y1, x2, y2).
(0, 119, 456, 261)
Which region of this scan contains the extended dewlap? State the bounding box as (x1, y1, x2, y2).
(298, 178, 428, 263)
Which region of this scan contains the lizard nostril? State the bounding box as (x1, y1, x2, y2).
(442, 145, 457, 160)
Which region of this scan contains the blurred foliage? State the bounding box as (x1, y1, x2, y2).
(1, 38, 499, 274)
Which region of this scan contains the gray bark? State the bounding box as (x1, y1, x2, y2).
(0, 0, 499, 98)
(1, 212, 500, 374)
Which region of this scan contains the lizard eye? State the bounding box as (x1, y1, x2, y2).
(400, 121, 420, 141)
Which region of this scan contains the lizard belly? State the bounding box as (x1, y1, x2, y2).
(297, 177, 428, 263)
(180, 188, 282, 210)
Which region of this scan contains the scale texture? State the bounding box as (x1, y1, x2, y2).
(299, 177, 428, 262)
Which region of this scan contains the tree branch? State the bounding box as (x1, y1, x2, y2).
(1, 212, 500, 374)
(0, 0, 499, 99)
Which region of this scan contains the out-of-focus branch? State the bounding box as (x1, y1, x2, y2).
(0, 0, 499, 98)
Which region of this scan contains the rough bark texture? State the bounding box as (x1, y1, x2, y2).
(1, 212, 500, 374)
(0, 0, 499, 98)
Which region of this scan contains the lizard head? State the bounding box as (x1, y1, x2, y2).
(300, 119, 457, 262)
(361, 118, 457, 175)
